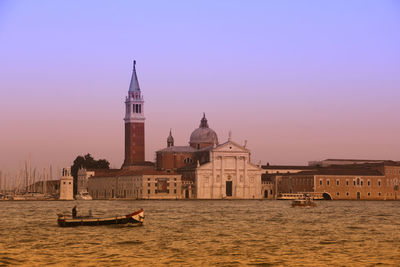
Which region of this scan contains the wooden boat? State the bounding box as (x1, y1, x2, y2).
(292, 197, 316, 207)
(57, 209, 144, 227)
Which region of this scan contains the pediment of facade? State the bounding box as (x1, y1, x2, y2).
(212, 140, 249, 153)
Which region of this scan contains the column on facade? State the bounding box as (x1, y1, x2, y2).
(220, 156, 224, 198)
(244, 156, 248, 198)
(235, 156, 239, 198)
(211, 151, 215, 199)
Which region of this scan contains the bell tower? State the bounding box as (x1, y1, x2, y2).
(123, 60, 145, 167)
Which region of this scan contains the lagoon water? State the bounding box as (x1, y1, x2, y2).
(1, 200, 400, 266)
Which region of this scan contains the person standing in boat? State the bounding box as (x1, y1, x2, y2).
(72, 205, 77, 218)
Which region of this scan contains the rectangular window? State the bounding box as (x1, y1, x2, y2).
(148, 189, 150, 194)
(148, 183, 150, 187)
(319, 180, 322, 186)
(174, 189, 176, 194)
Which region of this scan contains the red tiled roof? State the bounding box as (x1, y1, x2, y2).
(90, 168, 179, 178)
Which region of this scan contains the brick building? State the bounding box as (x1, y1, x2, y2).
(263, 161, 400, 200)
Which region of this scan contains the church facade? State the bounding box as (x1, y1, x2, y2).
(195, 141, 263, 199)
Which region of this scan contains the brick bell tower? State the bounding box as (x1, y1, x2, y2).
(123, 60, 145, 167)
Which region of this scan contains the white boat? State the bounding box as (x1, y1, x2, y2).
(75, 191, 93, 200)
(291, 194, 316, 207)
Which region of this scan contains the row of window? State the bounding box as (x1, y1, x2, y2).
(319, 179, 381, 187)
(147, 178, 177, 181)
(335, 192, 394, 197)
(386, 169, 400, 175)
(147, 189, 177, 194)
(91, 189, 142, 198)
(147, 183, 177, 187)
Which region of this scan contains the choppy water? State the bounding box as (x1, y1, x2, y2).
(1, 200, 400, 266)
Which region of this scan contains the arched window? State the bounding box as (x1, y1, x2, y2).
(184, 158, 193, 164)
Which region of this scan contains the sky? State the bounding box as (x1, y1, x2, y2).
(1, 0, 400, 180)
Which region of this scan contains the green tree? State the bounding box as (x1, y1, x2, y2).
(70, 153, 110, 195)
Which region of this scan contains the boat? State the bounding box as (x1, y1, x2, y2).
(57, 209, 144, 227)
(75, 191, 93, 200)
(291, 195, 316, 207)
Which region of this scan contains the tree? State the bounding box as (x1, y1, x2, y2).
(70, 153, 110, 195)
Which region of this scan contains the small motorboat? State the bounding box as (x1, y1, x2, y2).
(292, 196, 316, 207)
(75, 191, 93, 200)
(57, 209, 144, 227)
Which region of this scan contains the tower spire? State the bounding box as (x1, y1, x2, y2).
(167, 129, 174, 147)
(129, 60, 140, 92)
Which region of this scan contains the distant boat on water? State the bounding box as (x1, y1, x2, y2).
(291, 194, 316, 207)
(12, 193, 56, 201)
(75, 190, 93, 200)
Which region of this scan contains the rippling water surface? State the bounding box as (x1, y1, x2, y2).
(1, 200, 400, 266)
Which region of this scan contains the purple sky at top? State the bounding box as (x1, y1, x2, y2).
(1, 0, 400, 177)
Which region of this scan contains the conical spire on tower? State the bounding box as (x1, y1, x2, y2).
(167, 129, 174, 147)
(129, 60, 141, 92)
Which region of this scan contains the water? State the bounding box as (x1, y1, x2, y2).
(1, 200, 400, 266)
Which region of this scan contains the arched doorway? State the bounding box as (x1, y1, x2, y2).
(185, 189, 189, 199)
(357, 192, 361, 200)
(226, 181, 232, 197)
(264, 190, 269, 198)
(322, 192, 332, 200)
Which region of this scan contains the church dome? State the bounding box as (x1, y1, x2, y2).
(189, 113, 218, 148)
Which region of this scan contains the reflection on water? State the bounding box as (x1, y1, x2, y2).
(1, 200, 400, 266)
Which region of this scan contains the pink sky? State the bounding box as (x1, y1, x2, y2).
(1, 0, 400, 180)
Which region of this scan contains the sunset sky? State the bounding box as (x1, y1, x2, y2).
(1, 0, 400, 178)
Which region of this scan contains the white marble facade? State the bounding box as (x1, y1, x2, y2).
(195, 140, 263, 199)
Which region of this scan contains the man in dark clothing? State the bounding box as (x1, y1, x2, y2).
(72, 206, 77, 218)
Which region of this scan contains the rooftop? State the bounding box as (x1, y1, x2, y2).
(90, 168, 178, 178)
